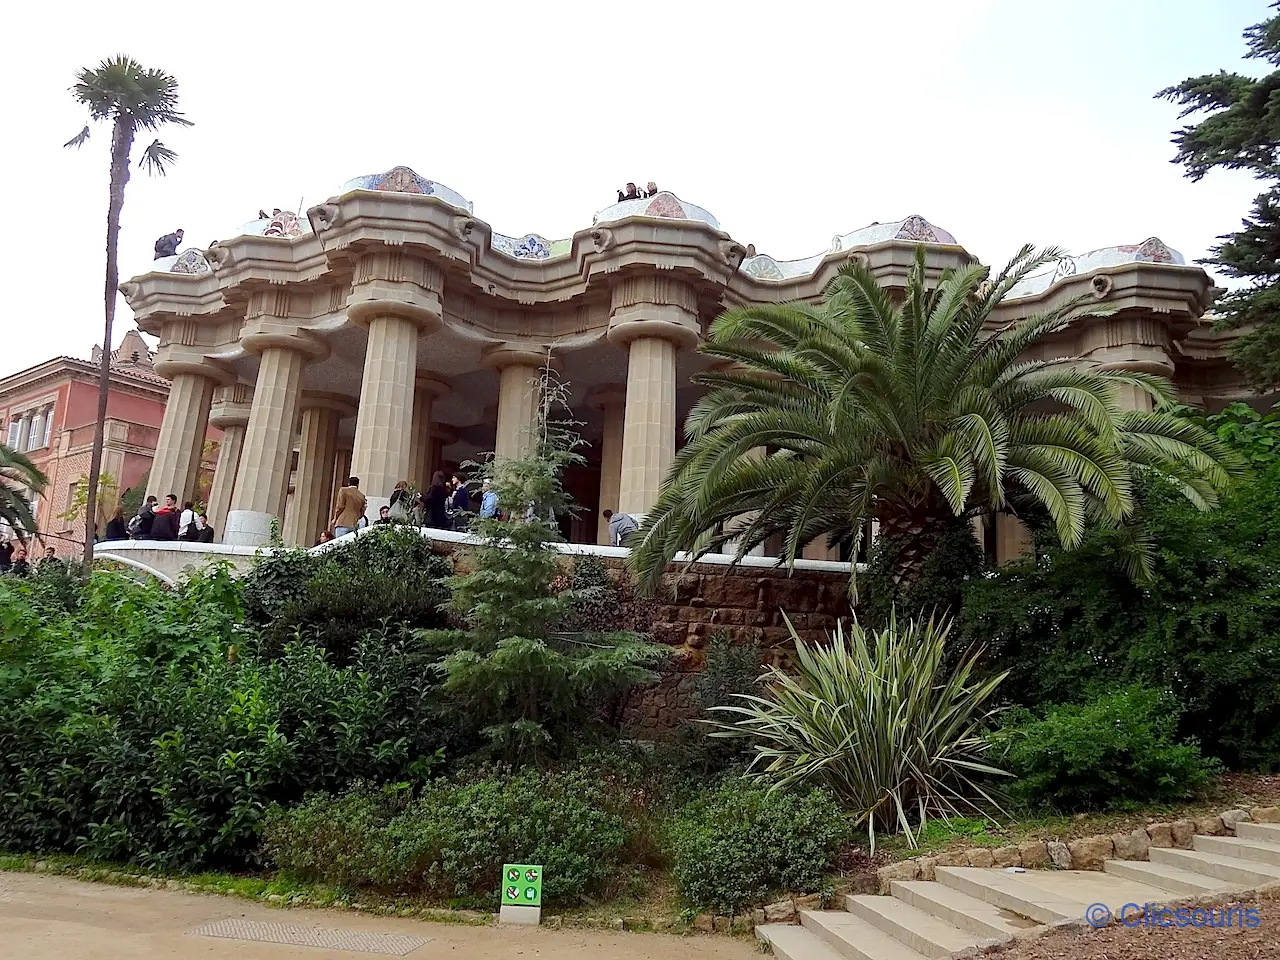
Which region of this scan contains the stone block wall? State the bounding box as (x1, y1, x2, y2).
(594, 558, 853, 737)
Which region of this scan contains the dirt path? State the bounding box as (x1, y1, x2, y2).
(0, 871, 757, 960)
(1000, 900, 1277, 960)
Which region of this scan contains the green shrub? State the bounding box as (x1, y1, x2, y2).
(666, 782, 848, 913)
(708, 614, 1007, 849)
(963, 468, 1280, 770)
(265, 769, 632, 905)
(994, 686, 1219, 811)
(243, 528, 453, 662)
(0, 570, 451, 870)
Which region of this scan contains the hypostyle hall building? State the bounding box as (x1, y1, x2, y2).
(121, 165, 1238, 552)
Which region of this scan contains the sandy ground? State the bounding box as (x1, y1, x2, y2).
(1001, 900, 1279, 960)
(0, 872, 758, 960)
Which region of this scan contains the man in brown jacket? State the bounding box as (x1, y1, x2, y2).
(330, 476, 367, 538)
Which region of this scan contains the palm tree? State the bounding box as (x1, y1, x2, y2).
(0, 444, 48, 540)
(64, 55, 191, 566)
(631, 245, 1240, 594)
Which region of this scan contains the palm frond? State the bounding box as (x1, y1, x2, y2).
(63, 125, 91, 149)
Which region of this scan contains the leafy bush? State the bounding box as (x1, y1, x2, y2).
(0, 570, 451, 870)
(243, 527, 453, 662)
(963, 468, 1280, 770)
(708, 614, 1007, 849)
(666, 782, 848, 913)
(265, 768, 633, 906)
(994, 686, 1218, 811)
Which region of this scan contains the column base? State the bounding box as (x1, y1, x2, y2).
(224, 510, 277, 547)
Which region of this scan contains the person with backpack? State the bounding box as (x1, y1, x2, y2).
(129, 496, 158, 539)
(150, 494, 181, 541)
(179, 501, 198, 540)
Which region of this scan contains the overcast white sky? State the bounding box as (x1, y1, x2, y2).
(1, 0, 1270, 375)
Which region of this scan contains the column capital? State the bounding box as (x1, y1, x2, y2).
(299, 391, 358, 418)
(347, 251, 444, 331)
(415, 374, 453, 400)
(607, 274, 699, 350)
(210, 382, 254, 428)
(239, 317, 331, 362)
(481, 342, 559, 373)
(153, 344, 237, 384)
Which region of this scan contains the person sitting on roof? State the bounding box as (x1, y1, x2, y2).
(644, 181, 658, 197)
(615, 182, 640, 203)
(154, 228, 184, 259)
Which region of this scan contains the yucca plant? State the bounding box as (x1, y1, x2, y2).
(707, 612, 1009, 851)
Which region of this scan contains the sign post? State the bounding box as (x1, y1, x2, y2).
(499, 863, 543, 926)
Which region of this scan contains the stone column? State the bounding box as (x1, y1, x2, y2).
(206, 383, 253, 536)
(484, 344, 548, 462)
(408, 376, 452, 487)
(147, 371, 218, 503)
(1086, 312, 1173, 413)
(332, 445, 353, 516)
(428, 425, 459, 482)
(223, 313, 328, 546)
(348, 252, 444, 519)
(284, 393, 354, 548)
(589, 385, 627, 545)
(608, 276, 700, 519)
(996, 514, 1035, 565)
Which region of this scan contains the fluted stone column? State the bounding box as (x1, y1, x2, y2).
(224, 346, 312, 545)
(1088, 313, 1173, 414)
(608, 276, 700, 519)
(408, 376, 451, 487)
(588, 386, 627, 545)
(332, 445, 353, 515)
(284, 394, 354, 548)
(725, 447, 768, 557)
(206, 383, 253, 536)
(147, 372, 217, 503)
(348, 252, 444, 518)
(428, 425, 459, 482)
(485, 345, 548, 462)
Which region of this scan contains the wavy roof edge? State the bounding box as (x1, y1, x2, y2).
(167, 166, 1197, 301)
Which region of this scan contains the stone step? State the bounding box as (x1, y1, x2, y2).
(1194, 833, 1280, 866)
(933, 868, 1078, 925)
(799, 910, 932, 960)
(758, 923, 849, 960)
(844, 894, 992, 958)
(1235, 822, 1280, 844)
(1150, 846, 1280, 886)
(1104, 857, 1234, 895)
(890, 880, 1043, 942)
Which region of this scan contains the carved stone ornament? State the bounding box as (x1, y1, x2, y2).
(205, 243, 233, 271)
(1091, 275, 1113, 300)
(306, 203, 343, 232)
(451, 216, 479, 244)
(718, 239, 747, 267)
(591, 227, 615, 253)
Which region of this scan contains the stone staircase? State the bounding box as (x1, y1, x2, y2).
(758, 821, 1280, 959)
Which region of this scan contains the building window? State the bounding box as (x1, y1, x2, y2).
(26, 411, 44, 451)
(5, 419, 18, 448)
(41, 406, 53, 447)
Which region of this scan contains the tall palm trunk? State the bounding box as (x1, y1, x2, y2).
(82, 118, 134, 567)
(876, 499, 956, 589)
